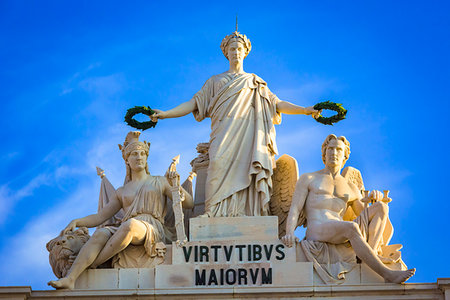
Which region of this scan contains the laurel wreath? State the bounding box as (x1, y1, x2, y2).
(124, 106, 157, 130)
(313, 101, 347, 125)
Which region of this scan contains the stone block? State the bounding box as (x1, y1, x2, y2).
(272, 262, 313, 286)
(118, 268, 138, 289)
(74, 270, 89, 289)
(155, 262, 312, 288)
(86, 269, 118, 289)
(138, 268, 155, 289)
(361, 262, 385, 283)
(189, 216, 279, 241)
(155, 264, 195, 288)
(172, 240, 295, 265)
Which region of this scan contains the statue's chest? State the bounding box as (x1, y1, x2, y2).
(121, 184, 159, 208)
(314, 176, 353, 203)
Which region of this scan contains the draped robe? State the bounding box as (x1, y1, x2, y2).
(193, 72, 281, 217)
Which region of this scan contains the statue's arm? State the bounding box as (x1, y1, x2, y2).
(276, 100, 320, 118)
(64, 190, 122, 232)
(282, 173, 311, 247)
(152, 98, 198, 120)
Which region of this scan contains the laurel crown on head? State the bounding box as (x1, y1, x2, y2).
(220, 31, 252, 60)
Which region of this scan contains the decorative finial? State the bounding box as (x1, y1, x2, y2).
(236, 14, 238, 32)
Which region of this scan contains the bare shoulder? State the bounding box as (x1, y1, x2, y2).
(298, 172, 318, 185)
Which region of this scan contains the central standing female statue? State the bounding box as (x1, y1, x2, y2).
(152, 31, 320, 217)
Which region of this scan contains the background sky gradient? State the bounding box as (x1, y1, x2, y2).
(1, 1, 449, 290)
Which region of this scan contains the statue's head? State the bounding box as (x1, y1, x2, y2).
(321, 134, 350, 168)
(220, 31, 251, 63)
(155, 242, 167, 258)
(119, 131, 150, 184)
(46, 227, 90, 278)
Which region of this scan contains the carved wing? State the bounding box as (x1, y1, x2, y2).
(270, 154, 299, 238)
(342, 166, 364, 190)
(342, 166, 365, 221)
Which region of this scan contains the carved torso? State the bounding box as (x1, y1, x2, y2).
(305, 172, 359, 226)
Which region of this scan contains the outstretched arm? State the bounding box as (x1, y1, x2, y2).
(151, 98, 197, 121)
(282, 173, 311, 247)
(276, 100, 321, 118)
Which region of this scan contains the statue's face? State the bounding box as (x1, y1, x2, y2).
(56, 232, 85, 255)
(325, 139, 346, 168)
(227, 40, 246, 64)
(127, 149, 147, 171)
(156, 248, 166, 257)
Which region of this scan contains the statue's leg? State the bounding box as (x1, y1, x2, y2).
(307, 221, 415, 283)
(90, 218, 148, 268)
(48, 228, 112, 289)
(366, 201, 389, 252)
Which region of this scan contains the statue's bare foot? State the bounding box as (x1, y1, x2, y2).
(385, 268, 416, 283)
(47, 277, 75, 290)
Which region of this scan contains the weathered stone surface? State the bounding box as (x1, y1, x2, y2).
(189, 216, 278, 241)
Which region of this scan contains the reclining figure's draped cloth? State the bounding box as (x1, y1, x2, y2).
(99, 176, 169, 268)
(193, 72, 281, 217)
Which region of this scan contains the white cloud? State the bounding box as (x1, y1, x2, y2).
(0, 172, 52, 226)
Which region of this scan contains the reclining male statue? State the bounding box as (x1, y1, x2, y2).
(281, 134, 415, 284)
(48, 131, 194, 289)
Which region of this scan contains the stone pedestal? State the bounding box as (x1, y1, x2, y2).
(8, 216, 445, 299)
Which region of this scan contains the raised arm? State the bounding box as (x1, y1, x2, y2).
(63, 191, 122, 233)
(282, 173, 311, 247)
(151, 98, 197, 121)
(276, 100, 320, 118)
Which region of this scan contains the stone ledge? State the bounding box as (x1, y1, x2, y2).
(4, 282, 445, 299)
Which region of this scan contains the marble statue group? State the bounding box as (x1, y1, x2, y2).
(47, 30, 415, 290)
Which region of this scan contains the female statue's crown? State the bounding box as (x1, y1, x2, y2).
(220, 31, 252, 60)
(118, 131, 150, 160)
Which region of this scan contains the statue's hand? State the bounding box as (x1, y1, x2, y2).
(370, 190, 383, 202)
(62, 220, 78, 235)
(305, 106, 322, 119)
(281, 233, 298, 248)
(166, 170, 180, 187)
(150, 109, 167, 122)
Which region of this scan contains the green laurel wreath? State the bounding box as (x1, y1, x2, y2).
(313, 101, 347, 125)
(124, 106, 157, 130)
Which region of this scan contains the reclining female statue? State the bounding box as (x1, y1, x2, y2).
(48, 131, 193, 289)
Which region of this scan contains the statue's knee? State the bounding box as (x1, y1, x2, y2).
(374, 201, 389, 216)
(344, 222, 361, 239)
(120, 219, 139, 233)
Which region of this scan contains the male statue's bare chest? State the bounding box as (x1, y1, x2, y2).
(311, 175, 354, 204)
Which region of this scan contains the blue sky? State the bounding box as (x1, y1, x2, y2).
(1, 1, 449, 290)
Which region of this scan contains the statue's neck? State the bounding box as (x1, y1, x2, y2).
(324, 165, 342, 178)
(131, 169, 148, 181)
(228, 61, 244, 74)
